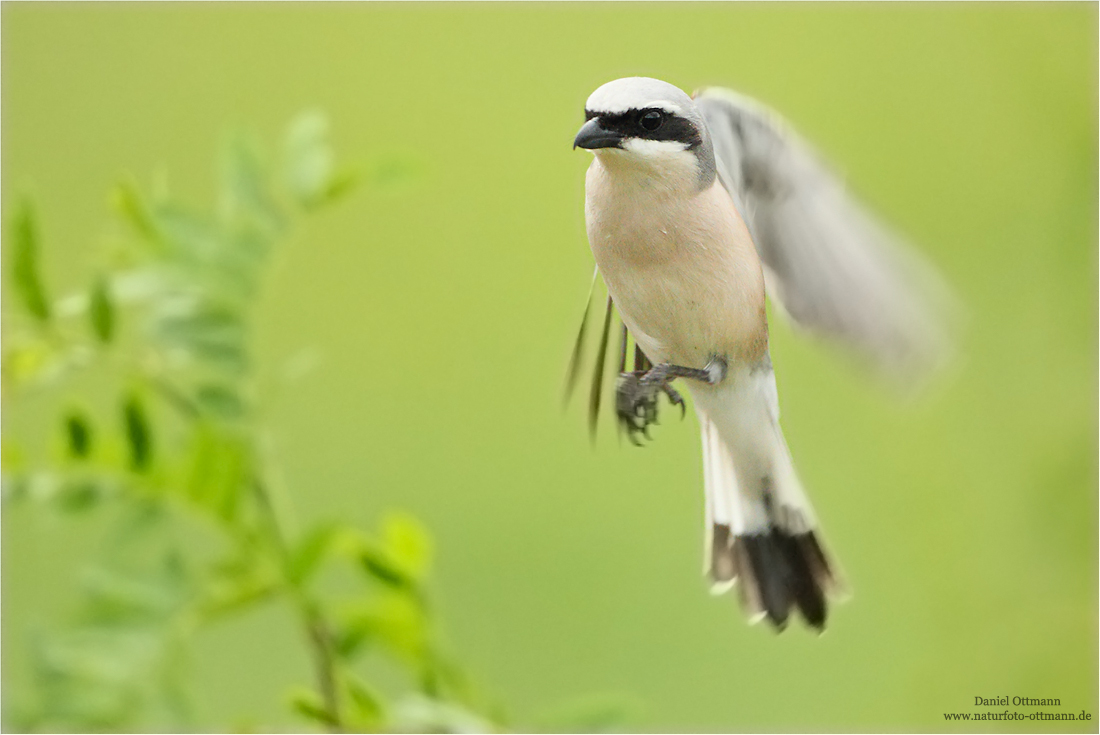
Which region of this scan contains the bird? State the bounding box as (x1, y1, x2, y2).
(566, 77, 955, 631)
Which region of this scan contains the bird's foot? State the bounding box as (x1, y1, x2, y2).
(616, 365, 687, 445)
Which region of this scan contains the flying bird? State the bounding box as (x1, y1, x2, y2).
(567, 77, 955, 631)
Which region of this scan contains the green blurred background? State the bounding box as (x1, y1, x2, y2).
(2, 2, 1096, 731)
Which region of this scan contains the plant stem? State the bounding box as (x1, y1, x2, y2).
(305, 610, 342, 732)
(252, 478, 344, 732)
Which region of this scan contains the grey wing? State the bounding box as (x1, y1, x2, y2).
(694, 87, 959, 386)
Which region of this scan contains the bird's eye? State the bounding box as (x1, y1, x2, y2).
(640, 110, 664, 132)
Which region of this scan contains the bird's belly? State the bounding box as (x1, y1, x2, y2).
(602, 265, 720, 367)
(592, 231, 767, 369)
(584, 166, 768, 370)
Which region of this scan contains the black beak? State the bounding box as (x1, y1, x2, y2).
(573, 118, 623, 150)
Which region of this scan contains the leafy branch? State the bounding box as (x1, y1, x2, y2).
(1, 112, 497, 733)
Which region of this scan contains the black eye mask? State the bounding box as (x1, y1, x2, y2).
(584, 107, 703, 149)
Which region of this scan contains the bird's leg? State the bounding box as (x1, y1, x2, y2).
(617, 357, 727, 444)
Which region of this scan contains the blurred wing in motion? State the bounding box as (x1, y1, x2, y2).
(694, 87, 959, 386)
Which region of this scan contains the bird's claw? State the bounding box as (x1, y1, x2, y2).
(661, 383, 686, 419)
(616, 366, 684, 444)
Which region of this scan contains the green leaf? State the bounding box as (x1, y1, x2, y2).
(64, 411, 93, 459)
(89, 275, 115, 344)
(150, 299, 250, 375)
(320, 169, 358, 205)
(222, 135, 284, 233)
(359, 544, 413, 590)
(284, 110, 334, 208)
(344, 674, 385, 725)
(183, 421, 250, 522)
(288, 688, 337, 727)
(153, 307, 246, 350)
(346, 595, 427, 663)
(157, 316, 251, 376)
(149, 204, 222, 262)
(391, 694, 494, 735)
(57, 479, 101, 514)
(288, 523, 349, 585)
(111, 180, 159, 241)
(10, 200, 51, 322)
(1, 339, 58, 388)
(2, 439, 27, 473)
(122, 394, 153, 472)
(37, 624, 164, 685)
(382, 512, 433, 581)
(197, 574, 278, 622)
(193, 384, 246, 420)
(289, 522, 391, 587)
(353, 514, 434, 592)
(333, 625, 372, 659)
(80, 563, 186, 623)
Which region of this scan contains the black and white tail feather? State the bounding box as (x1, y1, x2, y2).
(566, 85, 956, 631)
(694, 363, 844, 631)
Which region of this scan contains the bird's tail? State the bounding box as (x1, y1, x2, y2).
(694, 366, 844, 631)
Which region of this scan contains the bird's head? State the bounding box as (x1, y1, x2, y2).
(574, 77, 715, 189)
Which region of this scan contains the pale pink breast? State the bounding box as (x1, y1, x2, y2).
(585, 163, 768, 368)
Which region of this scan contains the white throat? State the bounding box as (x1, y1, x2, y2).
(591, 142, 701, 194)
